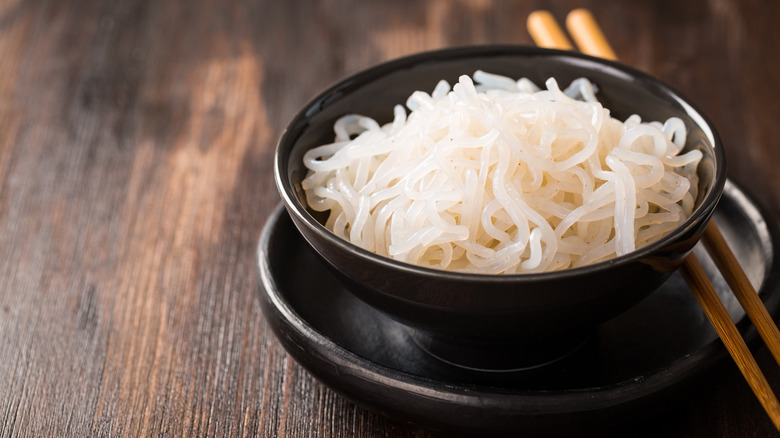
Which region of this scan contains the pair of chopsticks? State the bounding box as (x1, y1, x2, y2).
(527, 9, 780, 430)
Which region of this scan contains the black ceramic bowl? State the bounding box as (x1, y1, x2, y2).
(274, 46, 727, 370)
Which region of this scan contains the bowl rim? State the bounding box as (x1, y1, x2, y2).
(274, 44, 728, 282)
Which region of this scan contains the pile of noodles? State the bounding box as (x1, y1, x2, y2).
(301, 71, 702, 274)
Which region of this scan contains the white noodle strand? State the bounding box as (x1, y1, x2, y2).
(302, 73, 701, 274)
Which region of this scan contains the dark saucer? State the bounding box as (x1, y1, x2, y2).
(256, 180, 780, 436)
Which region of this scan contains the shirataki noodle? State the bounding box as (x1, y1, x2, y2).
(301, 71, 702, 274)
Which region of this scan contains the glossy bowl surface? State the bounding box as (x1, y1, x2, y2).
(274, 46, 727, 356)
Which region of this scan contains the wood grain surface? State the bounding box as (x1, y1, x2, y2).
(1, 0, 779, 436)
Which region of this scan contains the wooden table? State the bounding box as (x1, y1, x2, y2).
(2, 1, 779, 436)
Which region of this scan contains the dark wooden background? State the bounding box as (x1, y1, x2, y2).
(2, 0, 779, 436)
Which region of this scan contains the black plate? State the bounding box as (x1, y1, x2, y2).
(256, 180, 780, 436)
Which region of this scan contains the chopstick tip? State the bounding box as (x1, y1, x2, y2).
(527, 9, 573, 51)
(565, 8, 594, 26)
(564, 8, 618, 60)
(527, 9, 553, 22)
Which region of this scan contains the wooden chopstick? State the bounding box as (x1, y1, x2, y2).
(702, 222, 780, 366)
(564, 9, 618, 61)
(527, 11, 574, 50)
(681, 253, 780, 427)
(527, 9, 780, 430)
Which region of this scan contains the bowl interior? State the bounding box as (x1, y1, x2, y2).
(277, 45, 725, 275)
